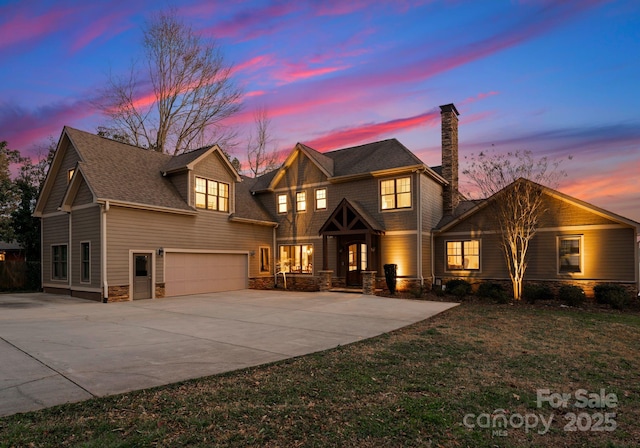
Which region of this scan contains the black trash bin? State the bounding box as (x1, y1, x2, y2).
(384, 263, 397, 294)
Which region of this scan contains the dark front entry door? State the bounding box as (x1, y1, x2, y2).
(346, 243, 367, 286)
(133, 253, 152, 300)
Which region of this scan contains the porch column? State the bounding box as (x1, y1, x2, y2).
(362, 271, 377, 295)
(365, 232, 372, 270)
(322, 234, 329, 270)
(319, 270, 333, 291)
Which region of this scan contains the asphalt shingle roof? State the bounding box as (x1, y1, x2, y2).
(65, 127, 193, 212)
(323, 139, 424, 177)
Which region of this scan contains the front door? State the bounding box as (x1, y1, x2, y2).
(346, 243, 367, 286)
(133, 253, 152, 300)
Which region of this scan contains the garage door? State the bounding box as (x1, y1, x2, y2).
(165, 252, 248, 297)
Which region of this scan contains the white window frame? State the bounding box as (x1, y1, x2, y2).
(277, 194, 288, 214)
(557, 235, 584, 275)
(259, 246, 271, 274)
(315, 188, 327, 210)
(296, 191, 307, 212)
(445, 239, 481, 272)
(380, 176, 412, 211)
(278, 244, 314, 274)
(195, 176, 229, 212)
(80, 241, 91, 284)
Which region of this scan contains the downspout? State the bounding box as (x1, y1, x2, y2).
(272, 224, 277, 286)
(40, 218, 44, 291)
(68, 211, 72, 292)
(416, 170, 424, 286)
(101, 201, 109, 302)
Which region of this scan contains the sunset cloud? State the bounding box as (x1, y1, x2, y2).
(304, 110, 441, 151)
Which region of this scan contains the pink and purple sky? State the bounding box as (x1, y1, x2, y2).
(1, 0, 639, 222)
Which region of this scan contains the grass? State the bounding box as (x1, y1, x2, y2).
(1, 302, 639, 447)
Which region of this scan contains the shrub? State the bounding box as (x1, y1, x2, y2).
(594, 284, 630, 310)
(445, 279, 472, 298)
(477, 282, 510, 303)
(559, 285, 585, 307)
(522, 283, 554, 304)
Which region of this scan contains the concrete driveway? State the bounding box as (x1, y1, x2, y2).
(0, 290, 458, 417)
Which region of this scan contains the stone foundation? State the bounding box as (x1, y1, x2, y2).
(107, 285, 130, 302)
(376, 277, 428, 294)
(273, 274, 319, 292)
(318, 271, 333, 291)
(155, 283, 165, 299)
(362, 271, 376, 295)
(249, 276, 276, 289)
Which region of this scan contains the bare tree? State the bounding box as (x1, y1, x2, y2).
(97, 9, 242, 154)
(463, 150, 566, 300)
(246, 106, 280, 177)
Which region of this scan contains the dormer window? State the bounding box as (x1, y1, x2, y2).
(195, 176, 229, 212)
(67, 168, 75, 183)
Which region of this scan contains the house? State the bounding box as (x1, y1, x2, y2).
(35, 104, 640, 301)
(34, 128, 276, 301)
(433, 179, 640, 297)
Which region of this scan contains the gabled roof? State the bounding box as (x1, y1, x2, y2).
(436, 178, 640, 232)
(231, 176, 278, 226)
(266, 143, 334, 191)
(161, 145, 241, 181)
(324, 139, 424, 178)
(37, 127, 227, 215)
(319, 198, 385, 235)
(255, 138, 444, 193)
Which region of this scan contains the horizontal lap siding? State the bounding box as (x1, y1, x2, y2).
(43, 140, 80, 214)
(527, 227, 636, 281)
(73, 178, 94, 205)
(70, 206, 101, 288)
(42, 214, 69, 284)
(421, 174, 444, 280)
(106, 206, 272, 286)
(380, 234, 417, 277)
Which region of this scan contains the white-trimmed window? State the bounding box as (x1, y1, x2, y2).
(296, 191, 307, 212)
(381, 177, 411, 210)
(195, 177, 229, 212)
(315, 188, 327, 210)
(279, 244, 313, 274)
(446, 240, 480, 270)
(277, 194, 288, 214)
(558, 235, 583, 274)
(80, 242, 90, 283)
(67, 168, 75, 183)
(52, 244, 68, 280)
(259, 247, 271, 273)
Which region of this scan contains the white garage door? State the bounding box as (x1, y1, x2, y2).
(165, 252, 248, 297)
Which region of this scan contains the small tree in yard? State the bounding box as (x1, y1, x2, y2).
(463, 150, 566, 300)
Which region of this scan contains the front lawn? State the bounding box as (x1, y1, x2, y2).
(1, 303, 638, 447)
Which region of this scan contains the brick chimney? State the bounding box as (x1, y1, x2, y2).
(440, 103, 459, 215)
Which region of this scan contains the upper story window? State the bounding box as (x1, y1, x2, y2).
(315, 188, 327, 210)
(195, 177, 229, 212)
(446, 239, 480, 271)
(296, 191, 306, 212)
(381, 177, 411, 210)
(67, 168, 75, 183)
(558, 235, 582, 273)
(277, 194, 288, 214)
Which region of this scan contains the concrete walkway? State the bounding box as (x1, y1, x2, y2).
(0, 290, 458, 417)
